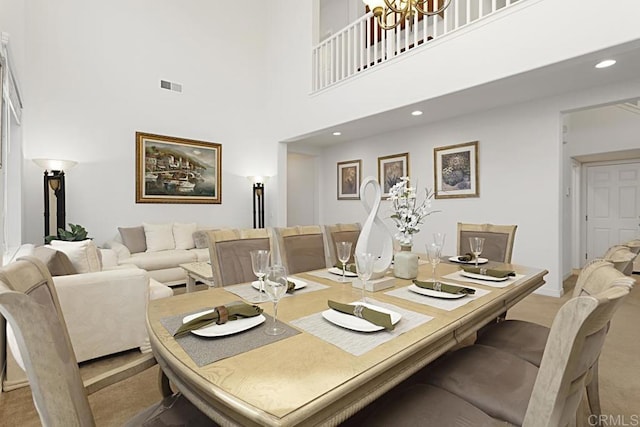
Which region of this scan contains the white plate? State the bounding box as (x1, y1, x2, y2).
(182, 309, 266, 337)
(251, 277, 307, 291)
(449, 256, 489, 265)
(328, 267, 358, 278)
(460, 271, 510, 282)
(322, 302, 401, 332)
(407, 284, 467, 299)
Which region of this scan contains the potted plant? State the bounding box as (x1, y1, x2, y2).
(45, 223, 89, 244)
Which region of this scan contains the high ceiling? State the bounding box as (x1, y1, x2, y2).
(287, 39, 640, 149)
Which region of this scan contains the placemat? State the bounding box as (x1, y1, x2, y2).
(443, 271, 525, 288)
(161, 311, 299, 367)
(290, 299, 433, 356)
(385, 283, 490, 311)
(224, 276, 330, 301)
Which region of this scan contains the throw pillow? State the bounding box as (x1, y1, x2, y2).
(32, 246, 77, 276)
(173, 222, 197, 250)
(118, 226, 147, 253)
(49, 239, 102, 274)
(144, 222, 175, 252)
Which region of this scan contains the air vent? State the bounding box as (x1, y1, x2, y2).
(160, 80, 183, 93)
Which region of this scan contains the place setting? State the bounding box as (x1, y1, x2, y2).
(291, 252, 433, 356)
(385, 237, 490, 311)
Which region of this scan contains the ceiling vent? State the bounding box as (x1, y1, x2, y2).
(160, 80, 182, 93)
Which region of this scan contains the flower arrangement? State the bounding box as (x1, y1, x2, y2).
(387, 177, 438, 246)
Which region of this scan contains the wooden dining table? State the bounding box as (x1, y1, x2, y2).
(146, 259, 547, 427)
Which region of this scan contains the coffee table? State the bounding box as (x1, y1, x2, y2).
(179, 261, 215, 292)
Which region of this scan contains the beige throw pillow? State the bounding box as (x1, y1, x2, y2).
(174, 222, 197, 250)
(144, 222, 175, 252)
(118, 226, 147, 253)
(49, 239, 102, 274)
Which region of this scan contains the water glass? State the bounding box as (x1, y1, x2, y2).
(355, 252, 375, 302)
(250, 249, 270, 303)
(425, 243, 442, 290)
(336, 241, 353, 282)
(264, 265, 288, 336)
(469, 237, 485, 267)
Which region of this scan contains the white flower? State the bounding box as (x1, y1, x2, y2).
(387, 177, 439, 245)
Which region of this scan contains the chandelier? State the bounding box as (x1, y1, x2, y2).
(362, 0, 452, 30)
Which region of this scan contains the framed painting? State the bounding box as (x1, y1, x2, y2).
(136, 132, 222, 204)
(337, 159, 362, 200)
(433, 141, 478, 199)
(378, 152, 409, 198)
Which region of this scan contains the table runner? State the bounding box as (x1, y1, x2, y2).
(290, 299, 432, 356)
(385, 283, 490, 311)
(442, 271, 525, 288)
(224, 276, 330, 301)
(161, 311, 299, 367)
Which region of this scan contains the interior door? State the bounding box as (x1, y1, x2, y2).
(585, 162, 640, 261)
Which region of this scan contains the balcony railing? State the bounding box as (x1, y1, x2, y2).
(312, 0, 522, 93)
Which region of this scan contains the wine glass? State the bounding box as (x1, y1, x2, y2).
(250, 250, 270, 303)
(469, 237, 485, 267)
(425, 242, 442, 291)
(336, 241, 353, 282)
(433, 233, 446, 251)
(264, 265, 288, 336)
(354, 252, 375, 302)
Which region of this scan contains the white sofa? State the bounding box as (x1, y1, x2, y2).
(103, 223, 214, 286)
(3, 243, 173, 391)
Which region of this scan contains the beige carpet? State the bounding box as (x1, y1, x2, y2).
(1, 278, 638, 426)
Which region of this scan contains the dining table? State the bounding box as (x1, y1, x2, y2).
(146, 257, 547, 427)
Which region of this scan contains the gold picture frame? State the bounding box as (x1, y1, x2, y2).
(433, 141, 478, 199)
(136, 132, 222, 204)
(337, 159, 362, 200)
(378, 152, 409, 198)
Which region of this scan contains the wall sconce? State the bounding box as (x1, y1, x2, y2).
(247, 176, 268, 229)
(33, 159, 78, 242)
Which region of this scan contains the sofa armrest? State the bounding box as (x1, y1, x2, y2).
(103, 240, 131, 263)
(53, 268, 149, 363)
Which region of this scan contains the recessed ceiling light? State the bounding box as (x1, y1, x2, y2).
(332, 131, 342, 136)
(595, 59, 616, 69)
(411, 110, 423, 116)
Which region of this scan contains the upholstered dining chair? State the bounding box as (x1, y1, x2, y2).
(603, 244, 637, 276)
(323, 223, 361, 266)
(357, 281, 631, 427)
(0, 256, 214, 427)
(273, 225, 329, 275)
(207, 228, 274, 286)
(457, 223, 517, 263)
(470, 259, 635, 419)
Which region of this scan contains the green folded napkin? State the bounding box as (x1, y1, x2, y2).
(286, 280, 296, 294)
(461, 266, 516, 278)
(334, 262, 357, 273)
(412, 280, 475, 295)
(457, 253, 476, 262)
(173, 301, 263, 338)
(327, 300, 394, 331)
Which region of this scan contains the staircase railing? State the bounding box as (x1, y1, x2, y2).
(312, 0, 522, 93)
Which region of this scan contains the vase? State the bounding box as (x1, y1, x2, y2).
(394, 244, 418, 279)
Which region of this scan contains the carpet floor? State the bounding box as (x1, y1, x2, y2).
(1, 277, 638, 426)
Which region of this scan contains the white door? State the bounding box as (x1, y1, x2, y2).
(585, 162, 640, 261)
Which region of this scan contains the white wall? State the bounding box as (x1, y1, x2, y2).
(287, 152, 318, 226)
(19, 0, 277, 244)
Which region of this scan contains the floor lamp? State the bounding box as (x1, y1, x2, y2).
(33, 159, 77, 242)
(248, 176, 267, 229)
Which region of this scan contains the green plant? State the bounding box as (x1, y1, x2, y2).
(45, 223, 89, 244)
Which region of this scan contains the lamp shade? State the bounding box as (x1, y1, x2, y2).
(246, 175, 269, 185)
(33, 158, 78, 172)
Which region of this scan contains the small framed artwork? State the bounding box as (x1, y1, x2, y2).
(378, 152, 409, 198)
(433, 141, 479, 199)
(337, 159, 362, 200)
(136, 132, 222, 204)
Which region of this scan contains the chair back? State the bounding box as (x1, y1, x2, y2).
(207, 228, 273, 286)
(624, 239, 640, 255)
(323, 223, 361, 266)
(603, 245, 637, 276)
(274, 225, 328, 274)
(523, 267, 633, 427)
(0, 257, 95, 426)
(572, 258, 636, 297)
(457, 223, 517, 263)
